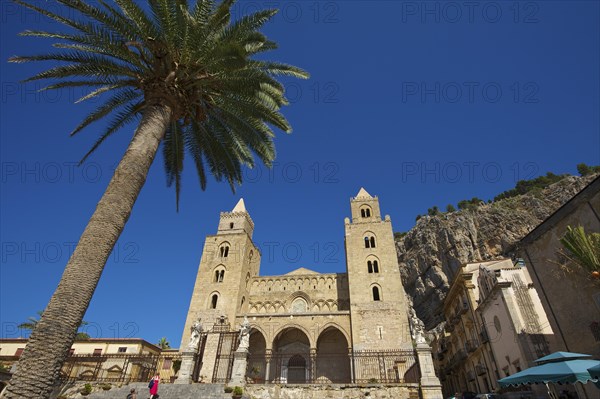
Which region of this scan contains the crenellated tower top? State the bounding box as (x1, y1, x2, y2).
(218, 198, 255, 238)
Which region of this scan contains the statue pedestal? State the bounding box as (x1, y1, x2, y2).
(175, 351, 197, 385)
(416, 342, 443, 399)
(229, 348, 249, 386)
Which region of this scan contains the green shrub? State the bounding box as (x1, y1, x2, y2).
(80, 383, 92, 396)
(224, 386, 234, 393)
(233, 386, 244, 395)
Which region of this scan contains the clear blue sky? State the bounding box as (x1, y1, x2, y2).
(1, 1, 599, 347)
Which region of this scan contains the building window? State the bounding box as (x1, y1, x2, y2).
(162, 358, 173, 370)
(367, 260, 380, 273)
(513, 360, 521, 372)
(292, 297, 308, 313)
(361, 208, 371, 218)
(241, 297, 245, 307)
(230, 222, 234, 229)
(364, 236, 376, 248)
(15, 348, 24, 357)
(493, 316, 502, 333)
(211, 294, 219, 309)
(220, 245, 229, 258)
(93, 348, 102, 356)
(372, 286, 381, 301)
(118, 347, 127, 353)
(214, 269, 225, 283)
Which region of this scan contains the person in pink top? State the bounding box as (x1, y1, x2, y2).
(148, 374, 160, 399)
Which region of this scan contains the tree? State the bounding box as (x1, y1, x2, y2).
(427, 206, 440, 216)
(560, 225, 600, 273)
(446, 204, 456, 213)
(18, 311, 90, 340)
(4, 1, 307, 397)
(577, 163, 600, 176)
(157, 337, 171, 350)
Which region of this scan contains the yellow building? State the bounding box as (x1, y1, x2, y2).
(0, 338, 163, 384)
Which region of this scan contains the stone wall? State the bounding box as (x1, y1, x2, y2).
(245, 384, 419, 399)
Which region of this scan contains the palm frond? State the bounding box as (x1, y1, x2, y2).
(12, 0, 309, 205)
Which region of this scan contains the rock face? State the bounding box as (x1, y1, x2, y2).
(396, 175, 597, 330)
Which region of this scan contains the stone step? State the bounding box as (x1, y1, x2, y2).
(86, 383, 233, 399)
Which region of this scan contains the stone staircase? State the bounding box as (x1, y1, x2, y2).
(87, 383, 234, 399)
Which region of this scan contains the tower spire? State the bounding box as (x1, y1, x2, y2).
(356, 187, 372, 198)
(232, 198, 247, 213)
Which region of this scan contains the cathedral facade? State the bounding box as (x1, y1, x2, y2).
(179, 188, 419, 384)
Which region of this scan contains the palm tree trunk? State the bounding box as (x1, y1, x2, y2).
(2, 104, 172, 399)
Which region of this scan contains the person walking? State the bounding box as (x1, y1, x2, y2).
(126, 388, 137, 399)
(148, 374, 160, 399)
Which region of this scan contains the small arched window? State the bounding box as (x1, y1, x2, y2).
(214, 268, 225, 282)
(365, 236, 376, 248)
(210, 294, 219, 309)
(367, 261, 373, 273)
(372, 286, 381, 301)
(373, 260, 379, 273)
(241, 296, 245, 307)
(361, 207, 371, 217)
(220, 245, 229, 258)
(230, 222, 234, 229)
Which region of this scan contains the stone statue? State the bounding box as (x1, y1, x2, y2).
(187, 318, 202, 351)
(237, 316, 250, 350)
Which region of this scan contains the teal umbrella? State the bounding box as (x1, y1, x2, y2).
(534, 352, 592, 363)
(498, 359, 600, 387)
(588, 364, 600, 389)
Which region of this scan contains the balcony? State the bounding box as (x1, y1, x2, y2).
(466, 339, 479, 353)
(467, 370, 476, 381)
(475, 363, 487, 375)
(480, 328, 490, 344)
(458, 301, 469, 315)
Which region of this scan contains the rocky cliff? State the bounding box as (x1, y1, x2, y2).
(396, 174, 598, 330)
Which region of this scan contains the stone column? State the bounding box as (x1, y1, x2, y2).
(229, 348, 249, 385)
(416, 341, 443, 399)
(264, 349, 272, 383)
(310, 348, 317, 383)
(175, 351, 197, 384)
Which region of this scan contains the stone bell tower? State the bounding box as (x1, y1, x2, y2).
(180, 199, 260, 348)
(344, 188, 413, 350)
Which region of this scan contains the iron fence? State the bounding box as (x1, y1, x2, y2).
(246, 350, 419, 384)
(60, 353, 158, 383)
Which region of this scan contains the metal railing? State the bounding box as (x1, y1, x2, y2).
(246, 350, 419, 384)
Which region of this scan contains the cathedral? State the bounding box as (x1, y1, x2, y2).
(179, 188, 429, 386)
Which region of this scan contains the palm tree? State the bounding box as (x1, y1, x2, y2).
(560, 225, 600, 273)
(4, 1, 307, 397)
(18, 311, 90, 340)
(157, 337, 171, 350)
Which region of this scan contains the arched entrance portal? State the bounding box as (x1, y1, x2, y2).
(316, 327, 351, 383)
(247, 329, 267, 382)
(272, 327, 311, 383)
